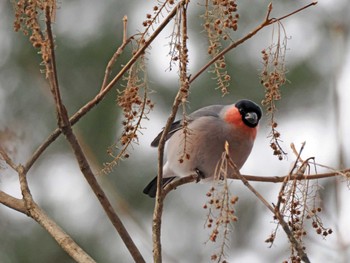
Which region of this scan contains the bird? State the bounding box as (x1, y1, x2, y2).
(143, 99, 262, 198)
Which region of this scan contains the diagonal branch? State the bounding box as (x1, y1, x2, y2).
(24, 0, 186, 173)
(17, 164, 96, 263)
(0, 147, 96, 262)
(43, 9, 145, 263)
(189, 1, 317, 84)
(0, 146, 18, 171)
(100, 16, 132, 92)
(225, 143, 310, 263)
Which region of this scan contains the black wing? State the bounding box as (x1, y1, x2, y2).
(151, 120, 182, 147)
(143, 176, 176, 198)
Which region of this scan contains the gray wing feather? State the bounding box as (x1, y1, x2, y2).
(151, 105, 225, 147)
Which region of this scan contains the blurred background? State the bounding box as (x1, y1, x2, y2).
(1, 0, 350, 262)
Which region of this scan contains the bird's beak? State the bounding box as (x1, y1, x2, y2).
(245, 112, 258, 125)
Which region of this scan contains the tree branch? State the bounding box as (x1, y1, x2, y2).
(189, 1, 317, 84)
(0, 191, 26, 214)
(153, 2, 190, 262)
(43, 9, 146, 263)
(17, 165, 96, 263)
(0, 146, 18, 171)
(162, 161, 349, 262)
(224, 145, 310, 263)
(235, 169, 348, 183)
(163, 168, 349, 196)
(1, 138, 94, 262)
(100, 16, 132, 92)
(24, 0, 186, 174)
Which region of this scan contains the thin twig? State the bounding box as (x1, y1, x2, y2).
(100, 16, 132, 92)
(276, 142, 306, 211)
(123, 15, 128, 43)
(0, 147, 18, 170)
(189, 1, 317, 84)
(163, 175, 197, 197)
(153, 90, 184, 263)
(274, 209, 311, 263)
(162, 168, 348, 197)
(223, 142, 275, 213)
(45, 6, 68, 128)
(237, 170, 347, 182)
(153, 2, 189, 262)
(276, 1, 317, 21)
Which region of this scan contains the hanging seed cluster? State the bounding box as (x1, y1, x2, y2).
(204, 0, 239, 40)
(203, 185, 238, 262)
(143, 0, 175, 25)
(203, 0, 239, 95)
(260, 46, 287, 160)
(268, 176, 332, 263)
(261, 48, 286, 111)
(13, 0, 56, 35)
(141, 0, 176, 34)
(13, 1, 57, 76)
(117, 74, 154, 148)
(101, 59, 154, 175)
(307, 207, 333, 238)
(177, 117, 192, 164)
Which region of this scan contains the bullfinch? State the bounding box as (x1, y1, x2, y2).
(143, 99, 262, 197)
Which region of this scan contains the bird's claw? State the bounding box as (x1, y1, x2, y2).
(194, 168, 205, 183)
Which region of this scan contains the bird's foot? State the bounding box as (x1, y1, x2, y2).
(194, 168, 205, 183)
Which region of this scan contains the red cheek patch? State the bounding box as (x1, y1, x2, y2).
(224, 107, 241, 125)
(224, 106, 257, 139)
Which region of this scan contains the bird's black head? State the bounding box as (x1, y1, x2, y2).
(235, 100, 262, 128)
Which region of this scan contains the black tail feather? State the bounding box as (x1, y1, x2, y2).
(143, 176, 176, 198)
